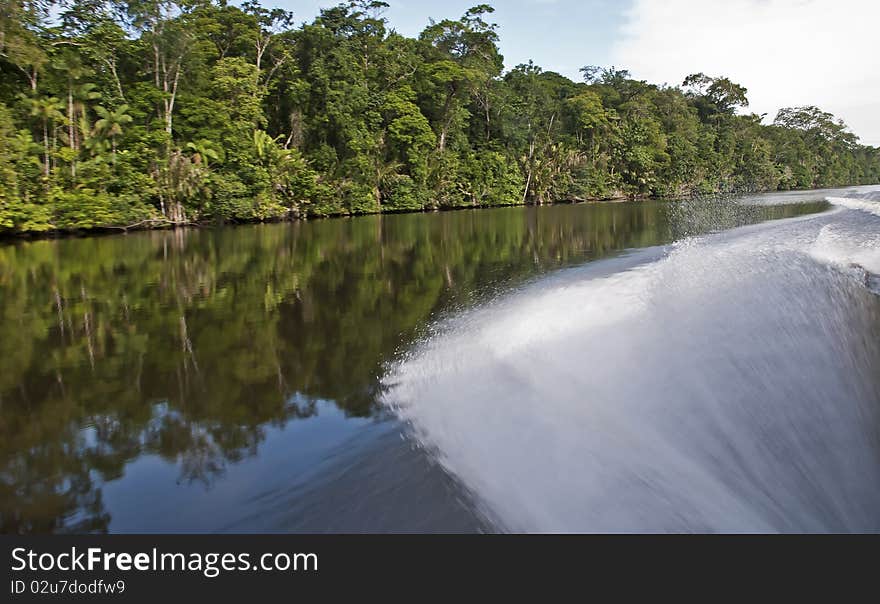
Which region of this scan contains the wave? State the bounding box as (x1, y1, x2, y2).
(827, 195, 880, 217)
(382, 202, 880, 532)
(810, 224, 880, 281)
(819, 194, 880, 279)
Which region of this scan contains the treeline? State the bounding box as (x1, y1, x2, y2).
(1, 0, 878, 233)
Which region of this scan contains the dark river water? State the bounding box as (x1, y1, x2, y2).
(2, 186, 879, 533)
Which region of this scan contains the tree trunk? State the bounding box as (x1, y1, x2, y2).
(106, 57, 126, 102)
(43, 119, 49, 178)
(438, 91, 455, 153)
(68, 88, 76, 180)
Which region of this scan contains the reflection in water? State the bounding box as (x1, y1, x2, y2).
(0, 198, 833, 533)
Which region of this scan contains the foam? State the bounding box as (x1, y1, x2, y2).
(827, 195, 880, 217)
(382, 209, 880, 532)
(810, 224, 880, 277)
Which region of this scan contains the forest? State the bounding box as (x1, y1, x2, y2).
(1, 0, 878, 234)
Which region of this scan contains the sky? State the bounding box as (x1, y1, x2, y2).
(275, 0, 880, 145)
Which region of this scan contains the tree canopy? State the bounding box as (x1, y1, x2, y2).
(0, 0, 877, 233)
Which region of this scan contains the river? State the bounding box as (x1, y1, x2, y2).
(1, 186, 878, 533)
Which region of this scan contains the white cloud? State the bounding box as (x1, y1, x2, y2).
(612, 0, 880, 145)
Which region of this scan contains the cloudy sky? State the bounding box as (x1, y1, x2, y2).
(277, 0, 880, 145)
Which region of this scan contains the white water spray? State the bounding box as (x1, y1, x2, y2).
(383, 193, 880, 532)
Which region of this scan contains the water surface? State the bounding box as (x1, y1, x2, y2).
(1, 189, 877, 533)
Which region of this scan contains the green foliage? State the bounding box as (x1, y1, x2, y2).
(50, 188, 151, 229)
(0, 0, 877, 234)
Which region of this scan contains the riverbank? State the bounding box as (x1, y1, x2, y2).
(3, 183, 874, 242)
(0, 196, 612, 241)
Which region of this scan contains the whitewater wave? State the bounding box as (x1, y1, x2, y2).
(810, 224, 880, 282)
(382, 196, 880, 532)
(828, 195, 880, 217)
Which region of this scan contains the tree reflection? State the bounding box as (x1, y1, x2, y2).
(0, 201, 820, 533)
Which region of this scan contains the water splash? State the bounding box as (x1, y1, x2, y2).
(382, 193, 880, 533)
(828, 195, 880, 218)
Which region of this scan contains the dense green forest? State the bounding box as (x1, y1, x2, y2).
(1, 0, 878, 234)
